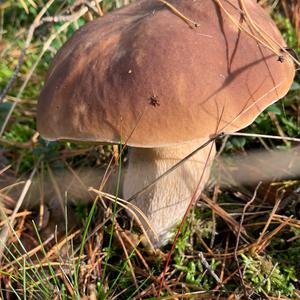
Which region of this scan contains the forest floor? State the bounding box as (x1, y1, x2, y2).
(0, 0, 300, 299)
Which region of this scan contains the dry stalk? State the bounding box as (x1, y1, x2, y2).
(158, 0, 199, 28)
(201, 193, 248, 238)
(256, 198, 282, 246)
(0, 211, 31, 227)
(42, 229, 81, 261)
(89, 188, 157, 252)
(227, 132, 300, 143)
(220, 82, 284, 134)
(255, 215, 293, 253)
(118, 229, 151, 272)
(234, 182, 261, 298)
(114, 223, 139, 290)
(0, 157, 40, 260)
(215, 0, 300, 66)
(4, 234, 54, 273)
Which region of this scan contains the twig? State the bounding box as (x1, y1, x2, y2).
(215, 0, 300, 66)
(128, 133, 223, 203)
(225, 132, 300, 143)
(114, 224, 139, 291)
(249, 262, 278, 298)
(89, 188, 157, 253)
(0, 157, 41, 260)
(234, 182, 261, 298)
(158, 141, 216, 297)
(158, 0, 199, 28)
(256, 198, 282, 246)
(201, 193, 248, 239)
(198, 251, 226, 290)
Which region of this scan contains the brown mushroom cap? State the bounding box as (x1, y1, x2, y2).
(37, 0, 295, 147)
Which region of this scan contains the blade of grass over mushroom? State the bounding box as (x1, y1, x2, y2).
(100, 143, 123, 285)
(89, 188, 158, 243)
(158, 140, 216, 296)
(127, 134, 223, 203)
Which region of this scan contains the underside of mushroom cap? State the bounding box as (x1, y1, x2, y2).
(37, 0, 295, 147)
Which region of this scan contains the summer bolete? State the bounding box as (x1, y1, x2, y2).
(37, 0, 295, 245)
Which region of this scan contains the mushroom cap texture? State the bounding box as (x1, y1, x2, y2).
(37, 0, 295, 147)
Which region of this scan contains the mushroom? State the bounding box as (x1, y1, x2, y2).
(37, 0, 295, 245)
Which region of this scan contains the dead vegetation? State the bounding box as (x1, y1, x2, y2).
(0, 0, 299, 299)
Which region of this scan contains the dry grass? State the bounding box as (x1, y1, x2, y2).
(0, 0, 299, 299)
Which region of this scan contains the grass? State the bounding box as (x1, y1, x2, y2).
(0, 0, 300, 299)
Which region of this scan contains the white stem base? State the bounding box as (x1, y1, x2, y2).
(123, 139, 216, 246)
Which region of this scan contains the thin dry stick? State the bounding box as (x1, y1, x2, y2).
(158, 0, 199, 28)
(0, 164, 11, 176)
(218, 234, 229, 288)
(198, 251, 225, 289)
(4, 234, 54, 273)
(91, 189, 157, 237)
(214, 0, 279, 56)
(89, 188, 157, 252)
(256, 198, 282, 246)
(219, 82, 284, 136)
(234, 182, 261, 298)
(215, 0, 300, 67)
(38, 162, 45, 229)
(268, 112, 289, 146)
(0, 211, 31, 227)
(128, 133, 223, 203)
(201, 193, 248, 239)
(42, 230, 81, 261)
(19, 0, 29, 13)
(226, 132, 300, 143)
(210, 184, 220, 248)
(239, 0, 277, 48)
(238, 0, 300, 66)
(120, 230, 151, 272)
(95, 1, 104, 16)
(114, 224, 139, 290)
(158, 141, 216, 297)
(256, 215, 293, 253)
(0, 157, 40, 259)
(0, 181, 26, 195)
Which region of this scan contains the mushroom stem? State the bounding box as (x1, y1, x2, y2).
(123, 139, 216, 246)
